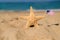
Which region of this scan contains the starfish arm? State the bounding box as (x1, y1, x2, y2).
(20, 16, 28, 20)
(36, 16, 45, 20)
(26, 21, 30, 27)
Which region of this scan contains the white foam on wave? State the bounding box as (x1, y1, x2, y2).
(33, 9, 60, 11)
(25, 9, 60, 12)
(0, 9, 60, 12)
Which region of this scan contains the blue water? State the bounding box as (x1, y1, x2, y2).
(0, 1, 60, 10)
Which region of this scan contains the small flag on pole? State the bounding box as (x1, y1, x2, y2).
(47, 10, 55, 16)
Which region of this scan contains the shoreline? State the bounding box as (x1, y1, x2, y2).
(0, 9, 60, 12)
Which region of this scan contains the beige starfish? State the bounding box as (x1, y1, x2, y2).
(20, 6, 45, 28)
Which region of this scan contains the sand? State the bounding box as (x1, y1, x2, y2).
(0, 11, 60, 40)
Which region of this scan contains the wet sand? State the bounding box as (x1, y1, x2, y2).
(0, 11, 60, 40)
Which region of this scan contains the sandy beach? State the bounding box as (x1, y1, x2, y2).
(0, 10, 60, 40)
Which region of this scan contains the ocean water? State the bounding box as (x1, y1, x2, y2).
(0, 1, 60, 11)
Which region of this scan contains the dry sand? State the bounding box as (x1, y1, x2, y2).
(0, 11, 60, 40)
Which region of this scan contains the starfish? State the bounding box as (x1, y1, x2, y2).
(20, 6, 45, 28)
